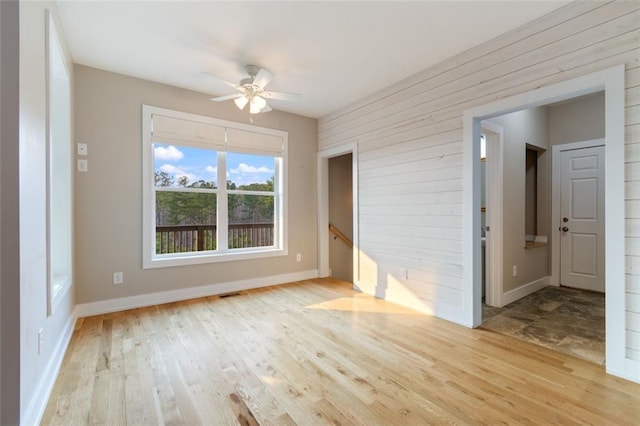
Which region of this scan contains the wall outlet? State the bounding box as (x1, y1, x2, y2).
(296, 253, 302, 262)
(38, 329, 44, 356)
(400, 268, 408, 279)
(113, 271, 123, 284)
(77, 143, 88, 156)
(512, 265, 518, 277)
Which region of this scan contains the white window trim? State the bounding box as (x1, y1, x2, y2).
(142, 105, 288, 269)
(46, 9, 73, 315)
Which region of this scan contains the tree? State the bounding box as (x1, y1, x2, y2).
(154, 174, 217, 226)
(230, 177, 275, 224)
(155, 171, 174, 187)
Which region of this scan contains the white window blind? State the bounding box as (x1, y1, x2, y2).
(226, 128, 284, 156)
(151, 114, 226, 149)
(151, 113, 284, 156)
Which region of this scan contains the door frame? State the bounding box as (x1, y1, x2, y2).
(317, 143, 359, 287)
(463, 65, 629, 380)
(481, 122, 504, 307)
(551, 139, 605, 288)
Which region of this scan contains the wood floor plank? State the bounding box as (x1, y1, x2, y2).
(42, 278, 640, 425)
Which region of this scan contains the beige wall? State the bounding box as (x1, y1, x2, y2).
(0, 0, 21, 423)
(74, 65, 318, 304)
(19, 2, 76, 423)
(329, 154, 353, 282)
(488, 107, 550, 292)
(549, 92, 605, 146)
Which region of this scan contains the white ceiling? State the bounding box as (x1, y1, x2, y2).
(56, 1, 570, 118)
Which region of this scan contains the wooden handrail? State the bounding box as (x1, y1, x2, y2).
(329, 223, 353, 248)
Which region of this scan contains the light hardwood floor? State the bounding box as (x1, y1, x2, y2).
(43, 278, 640, 425)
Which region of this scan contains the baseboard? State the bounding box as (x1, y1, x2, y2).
(75, 269, 319, 317)
(607, 358, 640, 384)
(22, 312, 77, 426)
(500, 275, 550, 307)
(352, 280, 374, 295)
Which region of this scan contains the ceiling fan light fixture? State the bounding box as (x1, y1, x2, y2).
(234, 96, 249, 110)
(254, 95, 267, 109)
(249, 96, 267, 114)
(249, 103, 261, 114)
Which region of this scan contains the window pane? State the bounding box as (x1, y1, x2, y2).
(228, 194, 274, 249)
(226, 152, 275, 190)
(154, 144, 218, 188)
(155, 191, 217, 254)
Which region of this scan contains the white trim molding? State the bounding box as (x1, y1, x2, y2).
(23, 312, 76, 426)
(317, 143, 359, 288)
(463, 65, 634, 382)
(75, 270, 319, 317)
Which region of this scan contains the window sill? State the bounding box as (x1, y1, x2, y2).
(143, 247, 287, 269)
(49, 274, 72, 315)
(524, 241, 547, 249)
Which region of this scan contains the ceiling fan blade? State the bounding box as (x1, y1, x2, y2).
(253, 68, 274, 88)
(210, 93, 244, 102)
(261, 104, 273, 113)
(203, 71, 241, 90)
(262, 91, 300, 101)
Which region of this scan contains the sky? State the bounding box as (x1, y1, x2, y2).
(153, 143, 274, 187)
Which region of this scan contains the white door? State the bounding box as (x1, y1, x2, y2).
(559, 145, 605, 292)
(481, 123, 503, 307)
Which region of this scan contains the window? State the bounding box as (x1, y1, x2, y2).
(143, 106, 287, 268)
(46, 10, 72, 314)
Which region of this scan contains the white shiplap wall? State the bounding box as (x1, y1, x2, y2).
(319, 2, 640, 357)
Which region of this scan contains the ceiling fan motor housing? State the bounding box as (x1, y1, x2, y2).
(240, 80, 263, 96)
(244, 64, 261, 78)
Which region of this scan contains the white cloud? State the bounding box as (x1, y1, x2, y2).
(205, 165, 217, 174)
(159, 164, 180, 173)
(230, 162, 273, 175)
(154, 145, 184, 161)
(159, 164, 197, 183)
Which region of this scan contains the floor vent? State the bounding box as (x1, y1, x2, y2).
(219, 292, 242, 298)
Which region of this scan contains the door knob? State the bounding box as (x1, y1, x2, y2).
(562, 217, 569, 222)
(562, 226, 569, 232)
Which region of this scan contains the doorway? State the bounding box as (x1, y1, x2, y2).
(463, 65, 627, 378)
(480, 101, 607, 365)
(317, 144, 359, 287)
(480, 122, 504, 308)
(328, 154, 354, 281)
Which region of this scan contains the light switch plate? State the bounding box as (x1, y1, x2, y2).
(77, 159, 88, 172)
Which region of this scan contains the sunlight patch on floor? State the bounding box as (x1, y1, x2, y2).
(304, 295, 423, 315)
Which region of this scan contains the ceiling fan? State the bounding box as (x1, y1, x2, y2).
(208, 65, 299, 114)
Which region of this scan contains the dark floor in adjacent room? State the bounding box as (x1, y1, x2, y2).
(481, 286, 605, 365)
